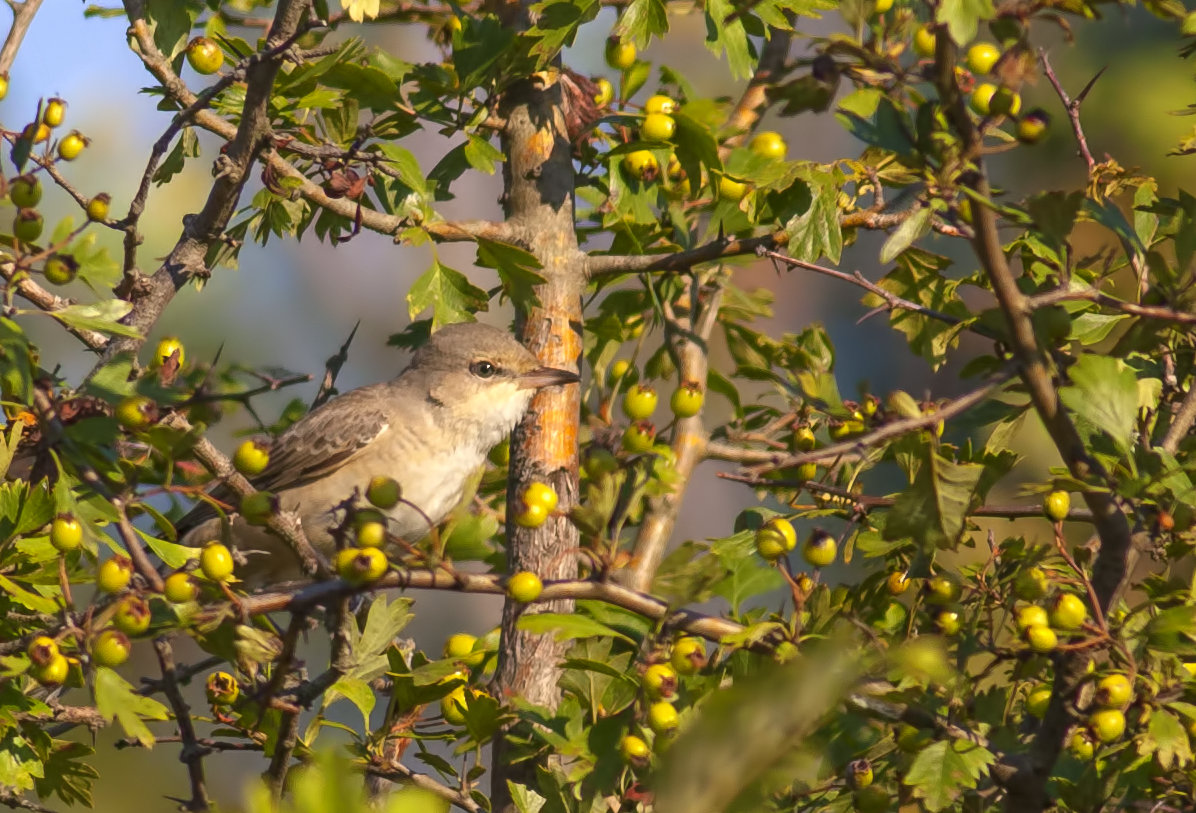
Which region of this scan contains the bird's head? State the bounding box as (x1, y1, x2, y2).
(409, 322, 579, 449)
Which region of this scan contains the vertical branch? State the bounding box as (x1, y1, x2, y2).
(0, 0, 44, 76)
(491, 72, 584, 813)
(627, 284, 723, 592)
(931, 31, 1137, 813)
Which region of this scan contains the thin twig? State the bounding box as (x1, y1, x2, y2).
(704, 375, 1010, 470)
(312, 321, 359, 409)
(0, 0, 44, 75)
(1161, 383, 1196, 454)
(153, 638, 211, 812)
(1039, 50, 1102, 176)
(365, 763, 482, 813)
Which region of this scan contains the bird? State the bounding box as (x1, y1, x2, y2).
(179, 322, 579, 585)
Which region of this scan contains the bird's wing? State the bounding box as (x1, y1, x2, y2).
(255, 385, 392, 493)
(177, 384, 393, 534)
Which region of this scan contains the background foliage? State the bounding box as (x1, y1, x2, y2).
(2, 0, 1196, 812)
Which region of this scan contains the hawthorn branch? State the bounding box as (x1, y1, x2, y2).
(365, 764, 482, 813)
(153, 637, 211, 812)
(717, 472, 1097, 522)
(120, 6, 512, 250)
(584, 209, 966, 280)
(1161, 382, 1196, 455)
(102, 0, 312, 367)
(234, 571, 746, 643)
(0, 259, 108, 350)
(627, 282, 723, 592)
(759, 249, 999, 337)
(704, 374, 1010, 470)
(0, 791, 55, 813)
(0, 0, 43, 76)
(934, 33, 1137, 813)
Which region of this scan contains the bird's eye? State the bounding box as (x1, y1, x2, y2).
(470, 360, 497, 378)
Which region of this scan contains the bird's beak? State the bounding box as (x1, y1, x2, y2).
(519, 366, 580, 390)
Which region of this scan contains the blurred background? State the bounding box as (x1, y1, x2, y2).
(2, 1, 1190, 808)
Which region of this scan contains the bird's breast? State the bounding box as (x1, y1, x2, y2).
(282, 424, 486, 544)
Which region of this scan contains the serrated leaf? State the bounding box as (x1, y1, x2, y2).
(406, 259, 489, 329)
(508, 782, 547, 813)
(145, 0, 194, 60)
(47, 300, 141, 338)
(153, 127, 200, 186)
(615, 0, 669, 48)
(0, 573, 58, 615)
(884, 447, 984, 551)
(1144, 708, 1192, 770)
(784, 165, 842, 263)
(35, 740, 98, 808)
(326, 677, 376, 730)
(475, 238, 545, 312)
(345, 595, 414, 681)
(527, 0, 600, 61)
(94, 667, 170, 748)
(704, 0, 753, 79)
(903, 739, 995, 811)
(935, 0, 995, 45)
(1058, 355, 1138, 452)
(0, 730, 42, 793)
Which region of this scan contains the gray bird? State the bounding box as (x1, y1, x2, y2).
(180, 322, 578, 584)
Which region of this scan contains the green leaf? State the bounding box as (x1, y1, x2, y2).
(145, 0, 194, 60)
(517, 613, 635, 644)
(784, 164, 843, 263)
(47, 300, 141, 338)
(475, 238, 545, 312)
(935, 0, 995, 45)
(346, 596, 414, 681)
(1058, 355, 1138, 453)
(0, 573, 58, 615)
(1084, 198, 1147, 261)
(880, 207, 932, 264)
(0, 479, 54, 540)
(527, 0, 600, 61)
(884, 447, 984, 551)
(94, 667, 170, 748)
(35, 740, 98, 808)
(840, 97, 916, 156)
(463, 134, 505, 175)
(507, 782, 547, 813)
(615, 0, 669, 48)
(0, 730, 42, 793)
(153, 127, 200, 186)
(1143, 708, 1192, 770)
(375, 143, 430, 198)
(1146, 606, 1196, 655)
(863, 249, 968, 370)
(903, 739, 995, 811)
(0, 317, 36, 404)
(323, 62, 402, 112)
(406, 259, 489, 329)
(326, 677, 376, 731)
(704, 0, 753, 79)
